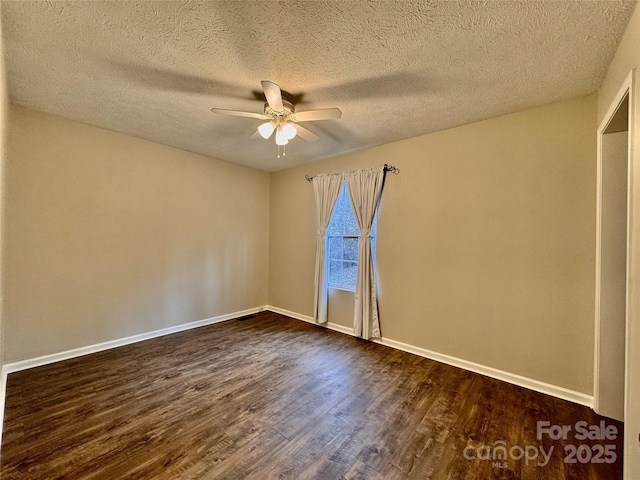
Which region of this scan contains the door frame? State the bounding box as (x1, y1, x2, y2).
(594, 72, 631, 416)
(594, 68, 639, 480)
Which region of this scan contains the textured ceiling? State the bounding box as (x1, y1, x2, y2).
(3, 1, 637, 171)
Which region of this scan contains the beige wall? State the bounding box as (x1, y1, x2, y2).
(4, 105, 269, 362)
(598, 3, 640, 123)
(269, 94, 597, 395)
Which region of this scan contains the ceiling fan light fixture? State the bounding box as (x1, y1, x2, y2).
(275, 128, 289, 146)
(282, 122, 297, 140)
(258, 121, 275, 139)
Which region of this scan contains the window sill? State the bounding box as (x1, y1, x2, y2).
(329, 286, 356, 293)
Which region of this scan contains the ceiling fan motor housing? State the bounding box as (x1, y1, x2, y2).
(264, 99, 295, 121)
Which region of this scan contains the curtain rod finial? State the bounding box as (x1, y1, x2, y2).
(305, 175, 313, 182)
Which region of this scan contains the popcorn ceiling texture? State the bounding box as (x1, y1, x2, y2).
(2, 0, 636, 171)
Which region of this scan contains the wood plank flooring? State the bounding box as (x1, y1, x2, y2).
(1, 311, 623, 479)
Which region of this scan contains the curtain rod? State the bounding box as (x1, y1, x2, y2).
(305, 164, 399, 182)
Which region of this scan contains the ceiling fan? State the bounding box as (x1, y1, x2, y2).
(211, 81, 342, 149)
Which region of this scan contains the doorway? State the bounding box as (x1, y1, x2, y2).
(594, 69, 640, 480)
(594, 92, 628, 422)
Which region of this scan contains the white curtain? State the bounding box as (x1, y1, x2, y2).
(345, 167, 385, 339)
(312, 174, 343, 323)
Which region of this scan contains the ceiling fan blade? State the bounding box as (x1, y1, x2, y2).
(261, 80, 284, 112)
(211, 108, 268, 119)
(294, 124, 319, 142)
(292, 108, 342, 122)
(250, 130, 262, 139)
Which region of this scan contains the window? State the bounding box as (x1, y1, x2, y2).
(327, 181, 377, 291)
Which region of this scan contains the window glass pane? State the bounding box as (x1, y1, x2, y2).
(339, 182, 360, 235)
(327, 210, 343, 235)
(328, 236, 342, 260)
(329, 260, 341, 286)
(371, 237, 377, 265)
(343, 261, 358, 288)
(344, 211, 359, 235)
(370, 208, 378, 269)
(343, 237, 358, 261)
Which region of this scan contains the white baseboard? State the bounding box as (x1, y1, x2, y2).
(264, 305, 594, 408)
(265, 305, 356, 334)
(2, 307, 262, 375)
(373, 336, 593, 407)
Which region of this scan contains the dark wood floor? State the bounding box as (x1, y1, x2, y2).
(1, 311, 623, 479)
